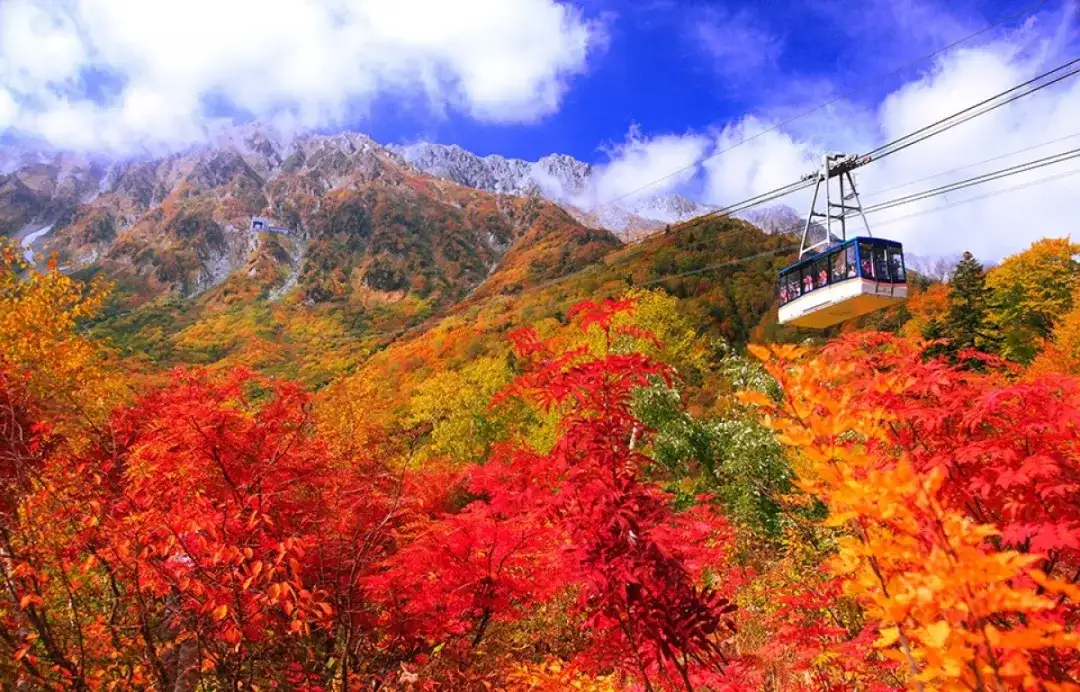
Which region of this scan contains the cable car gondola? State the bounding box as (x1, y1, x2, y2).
(777, 153, 907, 329)
(778, 237, 907, 328)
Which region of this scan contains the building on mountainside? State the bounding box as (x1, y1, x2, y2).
(249, 216, 291, 235)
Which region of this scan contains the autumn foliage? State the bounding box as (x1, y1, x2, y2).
(744, 335, 1080, 690)
(0, 272, 745, 689)
(6, 236, 1080, 690)
(367, 298, 745, 689)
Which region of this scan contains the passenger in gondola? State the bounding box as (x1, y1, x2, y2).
(818, 268, 828, 287)
(780, 286, 788, 304)
(803, 274, 813, 292)
(861, 258, 873, 277)
(847, 263, 857, 278)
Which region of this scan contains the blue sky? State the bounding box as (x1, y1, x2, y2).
(0, 0, 1057, 160)
(0, 0, 1077, 259)
(352, 0, 1042, 161)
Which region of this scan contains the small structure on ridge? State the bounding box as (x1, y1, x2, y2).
(249, 216, 291, 235)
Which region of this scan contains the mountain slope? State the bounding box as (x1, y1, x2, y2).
(3, 129, 613, 304)
(392, 141, 717, 238)
(1, 126, 859, 389)
(315, 214, 799, 435)
(0, 129, 614, 385)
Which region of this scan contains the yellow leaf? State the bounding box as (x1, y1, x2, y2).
(875, 626, 900, 648)
(212, 604, 228, 621)
(922, 621, 950, 649)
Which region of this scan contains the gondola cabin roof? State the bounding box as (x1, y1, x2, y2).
(778, 236, 903, 277)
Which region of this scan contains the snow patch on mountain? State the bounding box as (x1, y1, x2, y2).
(4, 123, 724, 254)
(905, 253, 963, 282)
(392, 142, 716, 237)
(737, 205, 804, 236)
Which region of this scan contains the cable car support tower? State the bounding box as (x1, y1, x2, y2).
(779, 152, 907, 329)
(799, 153, 873, 258)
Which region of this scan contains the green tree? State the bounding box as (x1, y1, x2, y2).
(632, 344, 795, 540)
(943, 251, 998, 354)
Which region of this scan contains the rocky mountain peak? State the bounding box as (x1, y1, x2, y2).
(736, 205, 804, 236)
(391, 141, 714, 238)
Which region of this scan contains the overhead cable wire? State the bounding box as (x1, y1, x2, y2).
(667, 55, 1080, 237)
(639, 165, 1080, 286)
(371, 135, 1080, 344)
(363, 150, 1077, 345)
(705, 179, 816, 218)
(871, 166, 1080, 228)
(564, 142, 1080, 292)
(860, 146, 1080, 214)
(590, 0, 1050, 213)
(865, 56, 1080, 162)
(640, 245, 799, 286)
(861, 129, 1080, 199)
(642, 151, 1080, 286)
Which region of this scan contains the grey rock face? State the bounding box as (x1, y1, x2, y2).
(391, 142, 716, 237)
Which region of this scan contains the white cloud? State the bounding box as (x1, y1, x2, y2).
(701, 117, 820, 207)
(0, 88, 15, 129)
(575, 125, 710, 209)
(0, 0, 599, 153)
(852, 41, 1080, 260)
(0, 1, 88, 91)
(686, 7, 782, 85)
(608, 26, 1080, 262)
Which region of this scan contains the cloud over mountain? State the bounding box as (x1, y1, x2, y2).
(0, 0, 600, 153)
(2, 0, 1077, 263)
(591, 15, 1080, 261)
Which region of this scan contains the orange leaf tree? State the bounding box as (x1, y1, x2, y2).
(745, 334, 1080, 690)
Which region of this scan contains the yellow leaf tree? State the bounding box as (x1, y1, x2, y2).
(744, 341, 1080, 690)
(407, 356, 514, 463)
(986, 238, 1080, 362)
(1029, 286, 1080, 376)
(0, 242, 122, 430)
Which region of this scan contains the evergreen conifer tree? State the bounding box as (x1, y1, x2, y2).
(944, 251, 997, 353)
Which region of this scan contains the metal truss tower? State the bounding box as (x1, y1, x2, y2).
(799, 153, 873, 258)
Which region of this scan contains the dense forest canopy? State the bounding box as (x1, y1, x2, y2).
(2, 232, 1080, 690)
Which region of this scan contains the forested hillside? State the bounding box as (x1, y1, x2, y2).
(0, 110, 1076, 692)
(3, 208, 1080, 690)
